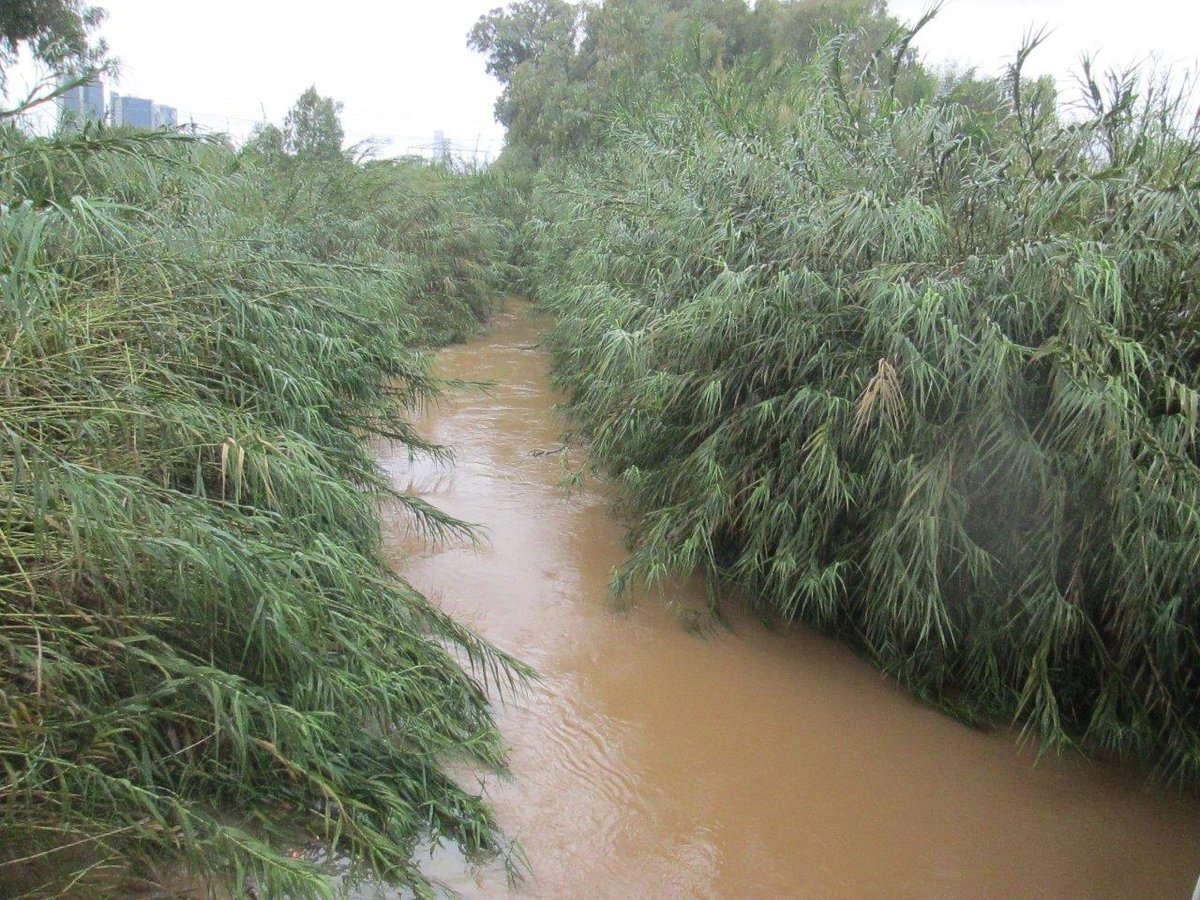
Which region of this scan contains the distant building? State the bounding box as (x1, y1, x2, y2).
(109, 94, 154, 129)
(60, 81, 105, 129)
(433, 130, 451, 163)
(152, 104, 178, 128)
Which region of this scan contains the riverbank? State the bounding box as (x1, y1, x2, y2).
(376, 306, 1200, 898)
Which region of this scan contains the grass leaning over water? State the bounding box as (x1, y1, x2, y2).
(529, 34, 1200, 781)
(0, 127, 526, 897)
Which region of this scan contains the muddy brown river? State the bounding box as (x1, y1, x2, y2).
(378, 307, 1200, 899)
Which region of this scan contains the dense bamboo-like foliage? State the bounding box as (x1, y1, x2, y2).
(240, 126, 518, 343)
(0, 123, 524, 896)
(529, 40, 1200, 779)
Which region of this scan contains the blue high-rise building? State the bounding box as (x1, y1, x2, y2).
(109, 94, 154, 129)
(60, 81, 105, 129)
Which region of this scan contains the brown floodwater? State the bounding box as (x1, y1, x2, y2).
(377, 306, 1200, 899)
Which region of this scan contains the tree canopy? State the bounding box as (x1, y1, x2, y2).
(282, 85, 345, 161)
(468, 0, 911, 168)
(0, 0, 107, 87)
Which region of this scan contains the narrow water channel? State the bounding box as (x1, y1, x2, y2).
(378, 306, 1200, 899)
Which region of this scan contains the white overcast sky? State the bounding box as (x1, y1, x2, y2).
(12, 1, 1200, 158)
(889, 1, 1198, 98)
(80, 0, 513, 159)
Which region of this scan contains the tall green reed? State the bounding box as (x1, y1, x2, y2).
(529, 35, 1200, 781)
(1, 128, 524, 897)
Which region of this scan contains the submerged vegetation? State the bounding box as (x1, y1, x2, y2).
(472, 0, 1200, 783)
(1, 58, 522, 900)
